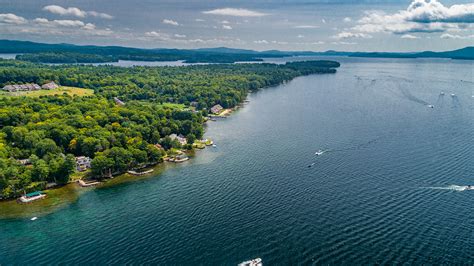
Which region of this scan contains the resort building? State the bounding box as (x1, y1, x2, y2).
(75, 156, 92, 172)
(3, 83, 41, 92)
(210, 104, 223, 114)
(41, 81, 59, 90)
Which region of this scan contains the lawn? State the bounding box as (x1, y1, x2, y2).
(0, 86, 94, 97)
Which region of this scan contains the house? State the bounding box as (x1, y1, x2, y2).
(210, 104, 223, 114)
(2, 85, 16, 92)
(177, 134, 187, 145)
(168, 134, 178, 140)
(190, 101, 199, 107)
(154, 143, 163, 150)
(42, 81, 59, 90)
(114, 97, 125, 106)
(75, 156, 92, 172)
(18, 159, 31, 165)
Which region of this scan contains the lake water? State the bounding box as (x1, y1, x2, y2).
(1, 58, 473, 264)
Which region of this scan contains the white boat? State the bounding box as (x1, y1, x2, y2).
(451, 93, 456, 97)
(238, 258, 262, 266)
(31, 217, 38, 221)
(427, 104, 434, 108)
(440, 92, 445, 95)
(315, 150, 325, 156)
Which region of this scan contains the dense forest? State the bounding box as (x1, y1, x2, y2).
(0, 59, 339, 199)
(16, 52, 118, 64)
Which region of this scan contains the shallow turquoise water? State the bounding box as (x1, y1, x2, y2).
(1, 57, 473, 264)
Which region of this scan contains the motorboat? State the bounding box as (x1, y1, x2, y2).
(427, 105, 434, 108)
(315, 150, 325, 156)
(31, 217, 38, 221)
(238, 258, 262, 266)
(440, 92, 445, 95)
(451, 93, 456, 97)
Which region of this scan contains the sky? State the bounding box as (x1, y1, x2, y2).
(0, 0, 473, 52)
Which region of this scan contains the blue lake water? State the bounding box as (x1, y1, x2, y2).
(1, 58, 473, 264)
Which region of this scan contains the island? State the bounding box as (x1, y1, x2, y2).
(0, 58, 340, 203)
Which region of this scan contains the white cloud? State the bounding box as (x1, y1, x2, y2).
(297, 34, 304, 38)
(222, 25, 232, 30)
(34, 18, 88, 28)
(42, 5, 113, 19)
(349, 0, 474, 36)
(312, 41, 325, 45)
(163, 19, 179, 26)
(174, 34, 186, 38)
(0, 13, 27, 24)
(195, 18, 205, 22)
(332, 41, 357, 45)
(144, 31, 170, 39)
(254, 40, 269, 44)
(440, 33, 474, 39)
(401, 34, 419, 39)
(203, 8, 267, 17)
(404, 0, 474, 23)
(221, 20, 230, 24)
(43, 5, 86, 17)
(87, 11, 113, 19)
(343, 17, 352, 23)
(294, 25, 319, 29)
(334, 32, 372, 39)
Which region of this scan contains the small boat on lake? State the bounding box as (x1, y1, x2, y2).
(451, 93, 456, 97)
(18, 191, 46, 203)
(238, 258, 262, 266)
(427, 104, 434, 108)
(174, 154, 189, 163)
(440, 92, 445, 95)
(31, 217, 38, 221)
(315, 150, 326, 156)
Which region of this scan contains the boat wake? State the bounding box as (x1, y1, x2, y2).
(424, 185, 473, 192)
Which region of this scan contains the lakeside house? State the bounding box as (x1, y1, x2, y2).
(210, 104, 223, 114)
(75, 156, 92, 172)
(154, 143, 163, 150)
(41, 81, 59, 90)
(168, 134, 187, 146)
(177, 134, 187, 145)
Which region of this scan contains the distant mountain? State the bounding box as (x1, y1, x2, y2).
(0, 40, 472, 62)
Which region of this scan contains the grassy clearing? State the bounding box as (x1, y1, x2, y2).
(0, 86, 94, 97)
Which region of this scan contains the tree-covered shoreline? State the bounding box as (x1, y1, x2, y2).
(0, 59, 339, 199)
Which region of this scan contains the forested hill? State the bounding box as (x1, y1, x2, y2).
(0, 59, 339, 199)
(2, 40, 472, 63)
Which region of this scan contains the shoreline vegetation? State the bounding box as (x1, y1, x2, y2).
(0, 58, 340, 219)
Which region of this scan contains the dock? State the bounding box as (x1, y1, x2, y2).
(18, 191, 46, 203)
(127, 169, 154, 176)
(78, 179, 101, 187)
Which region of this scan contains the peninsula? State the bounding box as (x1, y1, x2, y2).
(0, 58, 340, 204)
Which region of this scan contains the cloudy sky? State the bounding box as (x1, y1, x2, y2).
(0, 0, 473, 51)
